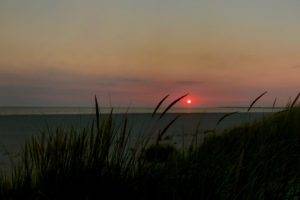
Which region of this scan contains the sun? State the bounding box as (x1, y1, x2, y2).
(187, 99, 192, 104)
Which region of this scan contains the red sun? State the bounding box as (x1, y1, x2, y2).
(186, 99, 192, 104)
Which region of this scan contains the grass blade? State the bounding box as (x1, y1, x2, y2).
(95, 95, 100, 132)
(216, 112, 239, 126)
(248, 91, 267, 112)
(272, 98, 277, 109)
(152, 94, 169, 117)
(156, 115, 180, 144)
(160, 94, 188, 119)
(290, 92, 300, 110)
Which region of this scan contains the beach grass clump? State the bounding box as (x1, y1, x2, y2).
(0, 96, 299, 199)
(0, 99, 139, 199)
(179, 106, 300, 199)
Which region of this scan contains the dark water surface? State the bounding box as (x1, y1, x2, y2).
(0, 112, 271, 160)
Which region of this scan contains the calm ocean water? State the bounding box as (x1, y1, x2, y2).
(0, 106, 282, 115)
(0, 107, 282, 166)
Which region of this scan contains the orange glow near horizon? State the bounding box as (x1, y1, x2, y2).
(0, 1, 299, 106)
(181, 96, 199, 107)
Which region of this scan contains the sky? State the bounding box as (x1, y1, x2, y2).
(0, 0, 299, 107)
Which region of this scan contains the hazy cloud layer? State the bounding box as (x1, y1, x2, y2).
(0, 67, 298, 107)
(0, 0, 300, 106)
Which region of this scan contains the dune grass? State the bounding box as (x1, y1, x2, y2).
(0, 95, 299, 199)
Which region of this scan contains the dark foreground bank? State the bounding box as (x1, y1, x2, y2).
(0, 105, 299, 199)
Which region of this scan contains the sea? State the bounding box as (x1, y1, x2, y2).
(0, 107, 282, 167)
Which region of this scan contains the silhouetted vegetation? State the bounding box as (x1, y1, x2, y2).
(0, 95, 299, 199)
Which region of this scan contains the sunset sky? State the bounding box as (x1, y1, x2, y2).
(0, 0, 299, 107)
